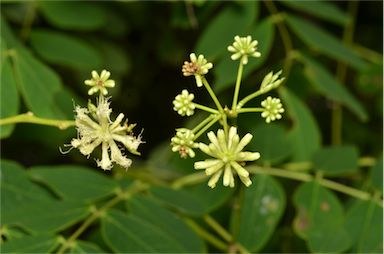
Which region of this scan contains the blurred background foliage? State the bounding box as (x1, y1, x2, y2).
(0, 1, 382, 253)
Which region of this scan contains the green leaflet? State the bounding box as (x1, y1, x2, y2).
(214, 17, 275, 92)
(0, 42, 19, 138)
(247, 123, 291, 165)
(30, 29, 102, 70)
(151, 182, 233, 216)
(293, 181, 351, 252)
(280, 0, 350, 26)
(102, 205, 204, 253)
(29, 165, 119, 203)
(1, 160, 89, 233)
(279, 88, 321, 162)
(1, 234, 60, 253)
(236, 175, 286, 252)
(312, 145, 359, 176)
(286, 14, 368, 70)
(301, 55, 368, 121)
(38, 1, 107, 30)
(195, 1, 258, 59)
(345, 200, 383, 253)
(9, 46, 68, 118)
(70, 240, 106, 254)
(127, 196, 205, 252)
(369, 156, 383, 191)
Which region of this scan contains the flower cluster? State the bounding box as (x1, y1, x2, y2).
(261, 96, 285, 123)
(172, 35, 285, 188)
(171, 128, 198, 158)
(228, 35, 261, 65)
(195, 127, 260, 188)
(182, 53, 213, 87)
(173, 90, 195, 116)
(67, 70, 143, 171)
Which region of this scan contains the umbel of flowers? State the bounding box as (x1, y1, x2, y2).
(65, 70, 143, 171)
(171, 35, 285, 188)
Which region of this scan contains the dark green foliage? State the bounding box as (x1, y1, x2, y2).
(1, 1, 382, 253)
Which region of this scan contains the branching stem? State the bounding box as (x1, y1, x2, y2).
(0, 112, 75, 130)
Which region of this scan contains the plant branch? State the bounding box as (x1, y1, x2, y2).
(332, 1, 359, 145)
(237, 107, 264, 114)
(203, 215, 233, 242)
(202, 77, 224, 113)
(194, 115, 221, 139)
(231, 62, 244, 111)
(193, 103, 219, 114)
(247, 165, 383, 207)
(183, 217, 228, 251)
(56, 182, 148, 254)
(0, 112, 75, 130)
(191, 115, 216, 133)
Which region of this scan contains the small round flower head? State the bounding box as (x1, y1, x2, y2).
(261, 96, 285, 123)
(182, 53, 213, 87)
(171, 128, 198, 158)
(71, 97, 143, 170)
(173, 89, 195, 116)
(227, 35, 261, 65)
(194, 127, 260, 188)
(260, 70, 285, 92)
(84, 70, 115, 96)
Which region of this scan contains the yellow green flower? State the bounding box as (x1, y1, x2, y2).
(84, 70, 115, 95)
(227, 35, 261, 65)
(173, 89, 195, 116)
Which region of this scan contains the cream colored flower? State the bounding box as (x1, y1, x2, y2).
(71, 97, 142, 170)
(194, 127, 260, 188)
(84, 70, 115, 95)
(173, 89, 195, 116)
(182, 53, 213, 87)
(261, 96, 284, 123)
(227, 35, 261, 65)
(260, 70, 284, 92)
(171, 128, 198, 158)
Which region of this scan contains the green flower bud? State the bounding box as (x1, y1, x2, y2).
(173, 89, 195, 116)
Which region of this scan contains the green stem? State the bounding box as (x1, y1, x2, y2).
(191, 115, 216, 133)
(352, 44, 382, 64)
(56, 182, 148, 254)
(193, 103, 219, 114)
(231, 62, 244, 111)
(332, 1, 358, 145)
(20, 1, 36, 41)
(202, 77, 224, 113)
(171, 171, 208, 189)
(203, 215, 233, 242)
(0, 112, 75, 130)
(264, 1, 294, 77)
(247, 166, 383, 207)
(194, 115, 221, 139)
(237, 107, 264, 114)
(183, 217, 228, 251)
(237, 90, 263, 109)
